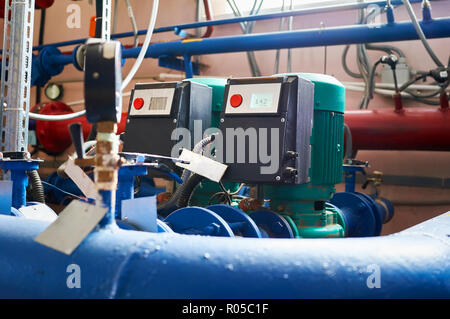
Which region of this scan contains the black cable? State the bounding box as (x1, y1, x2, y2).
(218, 181, 232, 205)
(26, 170, 46, 204)
(36, 9, 46, 103)
(176, 174, 206, 209)
(399, 73, 429, 92)
(95, 0, 103, 38)
(342, 45, 362, 79)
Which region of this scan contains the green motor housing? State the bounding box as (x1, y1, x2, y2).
(186, 78, 240, 206)
(264, 73, 346, 238)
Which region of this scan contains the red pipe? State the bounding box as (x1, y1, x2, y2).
(345, 107, 450, 151)
(201, 0, 214, 38)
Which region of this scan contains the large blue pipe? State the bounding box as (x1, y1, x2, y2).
(0, 212, 448, 298)
(126, 18, 450, 58)
(28, 0, 423, 51)
(43, 18, 450, 68)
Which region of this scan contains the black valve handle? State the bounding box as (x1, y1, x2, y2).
(69, 123, 85, 159)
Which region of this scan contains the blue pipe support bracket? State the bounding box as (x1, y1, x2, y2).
(30, 17, 450, 86)
(0, 160, 40, 210)
(116, 165, 148, 219)
(0, 212, 448, 298)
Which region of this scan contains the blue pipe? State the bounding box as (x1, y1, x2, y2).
(39, 18, 450, 70)
(126, 18, 450, 58)
(27, 0, 423, 52)
(0, 212, 448, 298)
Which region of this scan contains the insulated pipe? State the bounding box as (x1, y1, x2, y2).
(345, 107, 450, 151)
(0, 212, 448, 298)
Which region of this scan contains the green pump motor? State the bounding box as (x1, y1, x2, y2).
(265, 73, 345, 238)
(217, 73, 345, 238)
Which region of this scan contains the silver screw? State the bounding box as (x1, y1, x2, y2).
(173, 119, 177, 123)
(220, 118, 224, 123)
(281, 118, 285, 123)
(92, 72, 100, 79)
(276, 176, 281, 181)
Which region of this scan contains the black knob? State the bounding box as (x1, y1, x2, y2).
(285, 151, 299, 160)
(69, 123, 85, 159)
(283, 167, 298, 177)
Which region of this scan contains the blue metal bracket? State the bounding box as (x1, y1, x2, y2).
(0, 159, 41, 209)
(158, 55, 200, 77)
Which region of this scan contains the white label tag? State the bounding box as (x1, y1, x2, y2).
(19, 204, 57, 223)
(176, 149, 228, 183)
(34, 200, 108, 255)
(121, 196, 157, 232)
(64, 158, 98, 199)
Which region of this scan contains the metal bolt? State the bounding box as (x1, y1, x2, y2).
(276, 176, 281, 181)
(92, 72, 100, 79)
(281, 118, 285, 123)
(173, 119, 177, 123)
(220, 118, 224, 123)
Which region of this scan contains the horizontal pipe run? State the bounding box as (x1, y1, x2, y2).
(51, 18, 450, 70)
(345, 107, 450, 151)
(0, 211, 448, 298)
(121, 18, 450, 58)
(28, 0, 422, 52)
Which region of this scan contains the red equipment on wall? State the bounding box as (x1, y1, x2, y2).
(31, 102, 92, 154)
(31, 101, 128, 154)
(0, 0, 54, 18)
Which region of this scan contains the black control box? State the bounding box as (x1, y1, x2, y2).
(122, 81, 212, 158)
(218, 75, 314, 185)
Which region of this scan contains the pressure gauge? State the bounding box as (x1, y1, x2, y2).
(44, 83, 63, 101)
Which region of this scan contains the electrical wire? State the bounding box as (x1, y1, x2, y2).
(125, 0, 139, 48)
(42, 181, 87, 201)
(401, 0, 444, 68)
(226, 0, 263, 77)
(28, 92, 132, 121)
(274, 0, 286, 75)
(28, 0, 157, 121)
(121, 0, 159, 90)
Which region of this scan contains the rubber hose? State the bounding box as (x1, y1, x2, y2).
(176, 174, 206, 209)
(157, 136, 215, 217)
(27, 170, 46, 204)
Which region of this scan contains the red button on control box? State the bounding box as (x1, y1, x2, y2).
(230, 94, 243, 108)
(133, 98, 144, 110)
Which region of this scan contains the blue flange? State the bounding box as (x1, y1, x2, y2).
(249, 210, 295, 238)
(165, 207, 234, 237)
(206, 204, 262, 238)
(330, 192, 385, 237)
